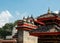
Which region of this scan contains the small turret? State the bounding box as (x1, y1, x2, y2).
(27, 16, 30, 19)
(23, 16, 25, 19)
(26, 16, 30, 23)
(23, 16, 26, 23)
(31, 15, 33, 19)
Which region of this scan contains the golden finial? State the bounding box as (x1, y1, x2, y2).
(48, 7, 51, 14)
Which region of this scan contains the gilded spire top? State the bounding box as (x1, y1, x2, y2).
(48, 7, 51, 14)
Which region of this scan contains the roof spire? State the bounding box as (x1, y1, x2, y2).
(48, 7, 51, 14)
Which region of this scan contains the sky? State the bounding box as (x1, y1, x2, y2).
(0, 0, 60, 27)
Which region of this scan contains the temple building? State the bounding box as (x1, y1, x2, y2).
(14, 8, 60, 43)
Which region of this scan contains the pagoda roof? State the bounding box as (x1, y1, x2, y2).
(37, 13, 58, 19)
(37, 8, 59, 19)
(29, 24, 60, 36)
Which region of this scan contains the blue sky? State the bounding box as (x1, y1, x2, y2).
(0, 0, 60, 27)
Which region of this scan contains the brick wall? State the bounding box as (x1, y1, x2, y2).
(0, 39, 17, 43)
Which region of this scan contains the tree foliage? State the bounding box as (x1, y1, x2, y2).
(0, 23, 14, 39)
(0, 20, 18, 39)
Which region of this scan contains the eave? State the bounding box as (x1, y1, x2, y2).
(30, 32, 60, 37)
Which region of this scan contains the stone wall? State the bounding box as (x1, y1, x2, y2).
(23, 31, 38, 43)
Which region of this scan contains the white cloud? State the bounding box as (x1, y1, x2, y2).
(0, 10, 31, 27)
(53, 11, 59, 14)
(0, 10, 13, 27)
